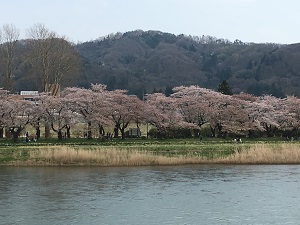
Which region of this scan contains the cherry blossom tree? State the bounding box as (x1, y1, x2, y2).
(144, 92, 191, 138)
(285, 95, 300, 132)
(251, 95, 288, 137)
(171, 86, 216, 136)
(276, 96, 300, 137)
(63, 87, 98, 139)
(38, 94, 75, 140)
(232, 93, 263, 137)
(28, 107, 43, 140)
(63, 84, 112, 139)
(214, 95, 254, 137)
(109, 89, 144, 139)
(201, 93, 243, 137)
(90, 84, 115, 138)
(238, 94, 295, 138)
(172, 86, 255, 138)
(3, 95, 35, 142)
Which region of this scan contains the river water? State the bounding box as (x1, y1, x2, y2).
(0, 165, 300, 225)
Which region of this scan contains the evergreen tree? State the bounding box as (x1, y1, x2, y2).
(165, 86, 173, 97)
(217, 80, 233, 95)
(270, 83, 285, 98)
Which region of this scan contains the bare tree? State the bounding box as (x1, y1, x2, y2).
(26, 23, 56, 92)
(26, 23, 79, 92)
(0, 24, 20, 92)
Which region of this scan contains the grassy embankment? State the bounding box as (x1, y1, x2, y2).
(1, 137, 300, 166)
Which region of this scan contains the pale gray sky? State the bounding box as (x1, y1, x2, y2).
(1, 0, 299, 44)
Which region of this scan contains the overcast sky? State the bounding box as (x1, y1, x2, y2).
(1, 0, 300, 44)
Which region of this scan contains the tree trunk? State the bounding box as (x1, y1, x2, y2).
(193, 129, 200, 138)
(87, 122, 92, 139)
(120, 127, 126, 140)
(66, 125, 71, 138)
(222, 131, 228, 138)
(216, 123, 223, 137)
(210, 126, 216, 137)
(97, 124, 105, 138)
(5, 127, 11, 139)
(0, 128, 3, 138)
(45, 123, 51, 138)
(248, 130, 255, 138)
(36, 127, 41, 140)
(157, 131, 163, 139)
(12, 132, 19, 143)
(265, 124, 275, 137)
(57, 129, 63, 141)
(114, 126, 119, 138)
(119, 122, 129, 140)
(10, 127, 21, 143)
(51, 123, 64, 141)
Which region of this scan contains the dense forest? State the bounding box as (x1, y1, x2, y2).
(2, 28, 300, 98)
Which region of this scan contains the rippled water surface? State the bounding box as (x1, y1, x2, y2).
(1, 165, 300, 225)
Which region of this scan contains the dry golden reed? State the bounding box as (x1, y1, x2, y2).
(215, 143, 300, 164)
(25, 146, 208, 166)
(6, 142, 300, 166)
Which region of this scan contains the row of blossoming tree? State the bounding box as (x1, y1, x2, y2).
(1, 84, 300, 142)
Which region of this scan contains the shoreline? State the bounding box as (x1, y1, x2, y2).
(1, 142, 300, 166)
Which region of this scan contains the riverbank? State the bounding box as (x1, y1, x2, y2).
(1, 141, 300, 166)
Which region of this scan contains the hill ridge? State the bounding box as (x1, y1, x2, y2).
(75, 30, 299, 97)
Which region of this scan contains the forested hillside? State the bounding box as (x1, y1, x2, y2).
(76, 30, 300, 98)
(2, 29, 300, 98)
